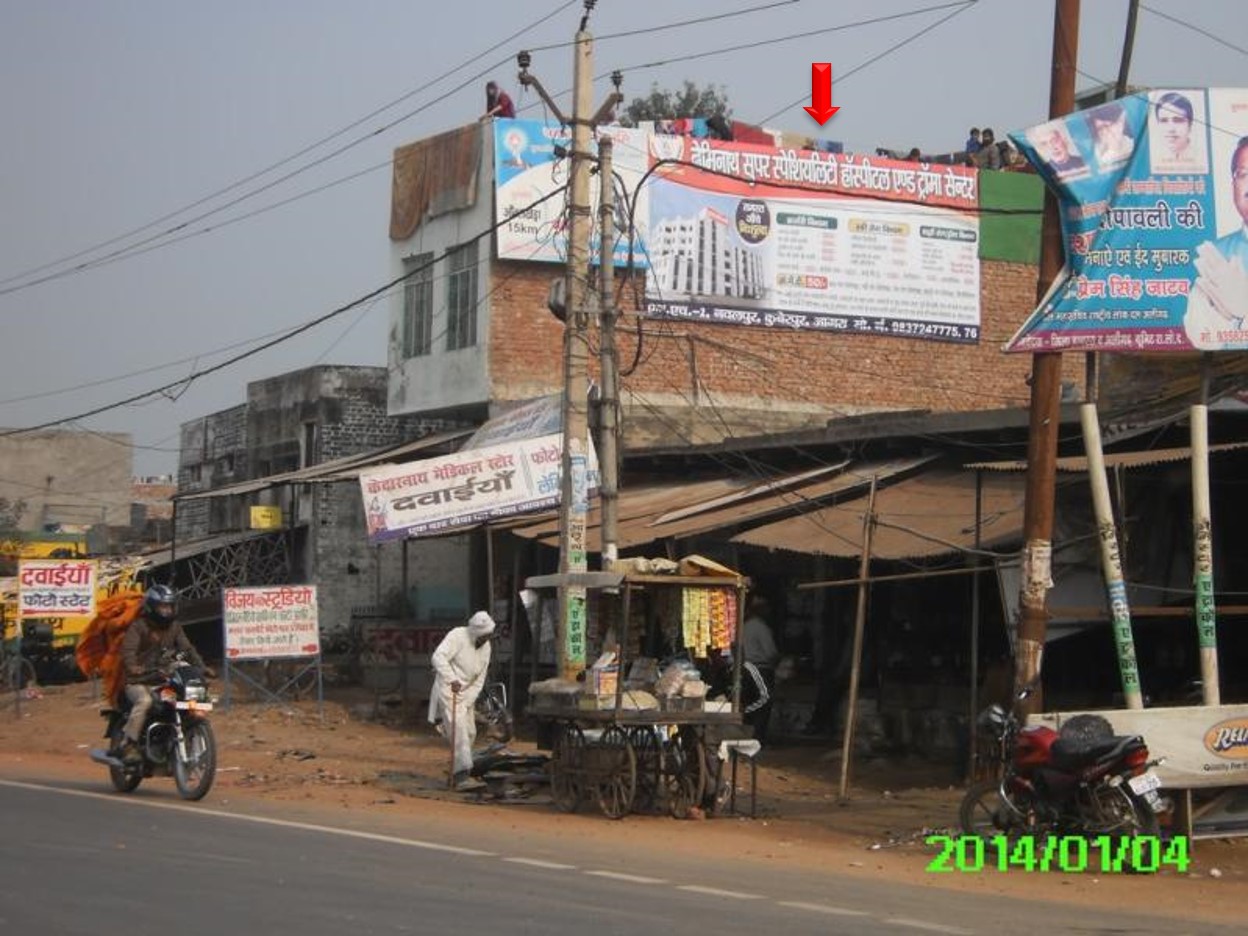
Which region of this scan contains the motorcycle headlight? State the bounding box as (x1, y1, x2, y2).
(185, 685, 207, 702)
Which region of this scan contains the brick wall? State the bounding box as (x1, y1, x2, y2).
(487, 259, 1082, 447)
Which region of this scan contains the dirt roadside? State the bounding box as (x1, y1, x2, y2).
(1, 684, 1243, 927)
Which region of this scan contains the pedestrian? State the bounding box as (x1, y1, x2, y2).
(482, 80, 515, 120)
(741, 596, 779, 743)
(429, 610, 496, 791)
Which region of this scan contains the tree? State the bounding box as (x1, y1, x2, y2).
(620, 80, 731, 127)
(0, 497, 26, 577)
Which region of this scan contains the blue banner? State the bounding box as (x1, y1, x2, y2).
(1007, 88, 1248, 353)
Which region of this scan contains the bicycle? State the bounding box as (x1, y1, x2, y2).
(0, 640, 37, 693)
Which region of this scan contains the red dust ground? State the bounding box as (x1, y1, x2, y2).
(1, 683, 1243, 927)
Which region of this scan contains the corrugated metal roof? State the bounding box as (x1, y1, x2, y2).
(732, 468, 1026, 560)
(509, 456, 934, 551)
(965, 441, 1248, 473)
(175, 428, 473, 502)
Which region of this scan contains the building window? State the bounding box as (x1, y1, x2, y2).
(301, 422, 318, 469)
(446, 241, 478, 350)
(402, 253, 434, 358)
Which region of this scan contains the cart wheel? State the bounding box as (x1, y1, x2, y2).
(662, 727, 707, 818)
(550, 723, 584, 813)
(595, 725, 637, 820)
(628, 726, 661, 813)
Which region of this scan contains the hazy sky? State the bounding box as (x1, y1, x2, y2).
(2, 0, 1245, 477)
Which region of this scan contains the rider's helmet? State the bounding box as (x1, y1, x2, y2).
(142, 584, 178, 628)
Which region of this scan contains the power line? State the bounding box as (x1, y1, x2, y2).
(1139, 3, 1248, 60)
(0, 1, 579, 294)
(756, 0, 979, 126)
(0, 182, 570, 437)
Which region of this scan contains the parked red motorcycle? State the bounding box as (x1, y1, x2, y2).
(960, 695, 1167, 838)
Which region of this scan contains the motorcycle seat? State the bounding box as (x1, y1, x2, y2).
(1049, 733, 1143, 771)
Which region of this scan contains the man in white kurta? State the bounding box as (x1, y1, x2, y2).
(429, 611, 495, 789)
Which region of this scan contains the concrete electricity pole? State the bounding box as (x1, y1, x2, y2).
(518, 3, 622, 680)
(597, 136, 620, 570)
(1015, 0, 1080, 715)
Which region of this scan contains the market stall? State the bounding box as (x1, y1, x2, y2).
(525, 557, 750, 819)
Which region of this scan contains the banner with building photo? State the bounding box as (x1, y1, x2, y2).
(1007, 87, 1248, 353)
(493, 119, 652, 266)
(641, 136, 982, 343)
(359, 432, 598, 542)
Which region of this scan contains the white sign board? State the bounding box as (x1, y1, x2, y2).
(223, 585, 320, 661)
(1030, 704, 1248, 789)
(17, 559, 96, 619)
(359, 431, 598, 542)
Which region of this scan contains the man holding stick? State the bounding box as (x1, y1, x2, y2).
(429, 611, 496, 791)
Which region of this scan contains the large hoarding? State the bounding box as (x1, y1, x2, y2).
(1008, 87, 1248, 353)
(493, 121, 982, 345)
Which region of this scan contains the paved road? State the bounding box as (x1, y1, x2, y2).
(0, 778, 1231, 935)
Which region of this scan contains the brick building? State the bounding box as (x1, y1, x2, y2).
(385, 121, 1081, 452)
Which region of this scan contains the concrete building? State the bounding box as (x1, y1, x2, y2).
(174, 365, 465, 641)
(647, 207, 766, 300)
(0, 428, 133, 533)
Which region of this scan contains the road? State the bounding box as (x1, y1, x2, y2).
(0, 778, 1231, 935)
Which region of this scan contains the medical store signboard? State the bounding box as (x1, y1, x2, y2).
(17, 558, 96, 619)
(642, 136, 982, 343)
(358, 433, 599, 542)
(1008, 88, 1248, 353)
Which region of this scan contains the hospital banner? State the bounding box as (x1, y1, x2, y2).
(641, 136, 981, 343)
(494, 119, 651, 265)
(359, 432, 598, 542)
(1008, 87, 1248, 353)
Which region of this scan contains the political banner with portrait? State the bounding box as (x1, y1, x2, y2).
(641, 136, 982, 344)
(1007, 87, 1248, 353)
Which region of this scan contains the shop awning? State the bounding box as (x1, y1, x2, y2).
(732, 468, 1026, 560)
(135, 528, 286, 569)
(964, 441, 1248, 472)
(508, 456, 935, 551)
(174, 428, 472, 502)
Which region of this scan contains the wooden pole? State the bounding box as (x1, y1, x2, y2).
(838, 476, 878, 800)
(1015, 0, 1081, 716)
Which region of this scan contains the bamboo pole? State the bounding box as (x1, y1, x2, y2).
(838, 476, 878, 800)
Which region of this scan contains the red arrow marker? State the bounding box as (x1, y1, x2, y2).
(803, 63, 840, 125)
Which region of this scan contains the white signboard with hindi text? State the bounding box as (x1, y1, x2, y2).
(359, 431, 597, 542)
(17, 559, 96, 619)
(223, 585, 320, 661)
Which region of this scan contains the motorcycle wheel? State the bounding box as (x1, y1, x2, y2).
(173, 720, 217, 801)
(959, 778, 1014, 836)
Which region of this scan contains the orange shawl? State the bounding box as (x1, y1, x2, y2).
(75, 592, 144, 706)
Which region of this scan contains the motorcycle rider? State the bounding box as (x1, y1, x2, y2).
(116, 585, 210, 765)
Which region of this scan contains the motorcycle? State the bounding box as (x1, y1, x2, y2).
(90, 654, 217, 801)
(960, 693, 1168, 839)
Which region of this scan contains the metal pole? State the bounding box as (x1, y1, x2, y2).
(839, 476, 877, 800)
(1193, 354, 1220, 705)
(508, 550, 520, 716)
(1082, 403, 1143, 708)
(969, 470, 983, 779)
(1114, 0, 1140, 99)
(400, 537, 409, 701)
(554, 27, 596, 682)
(1015, 0, 1080, 717)
(598, 135, 620, 571)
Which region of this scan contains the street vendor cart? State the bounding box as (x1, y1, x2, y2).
(525, 559, 752, 819)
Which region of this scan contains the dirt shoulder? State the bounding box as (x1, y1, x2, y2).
(1, 683, 1244, 926)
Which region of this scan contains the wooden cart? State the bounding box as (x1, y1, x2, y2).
(526, 569, 749, 819)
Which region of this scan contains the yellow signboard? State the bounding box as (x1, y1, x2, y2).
(250, 505, 283, 530)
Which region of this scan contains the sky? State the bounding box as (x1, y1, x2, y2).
(1, 0, 1246, 478)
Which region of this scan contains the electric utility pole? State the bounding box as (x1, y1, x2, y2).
(598, 136, 620, 571)
(1015, 0, 1080, 716)
(518, 2, 622, 680)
